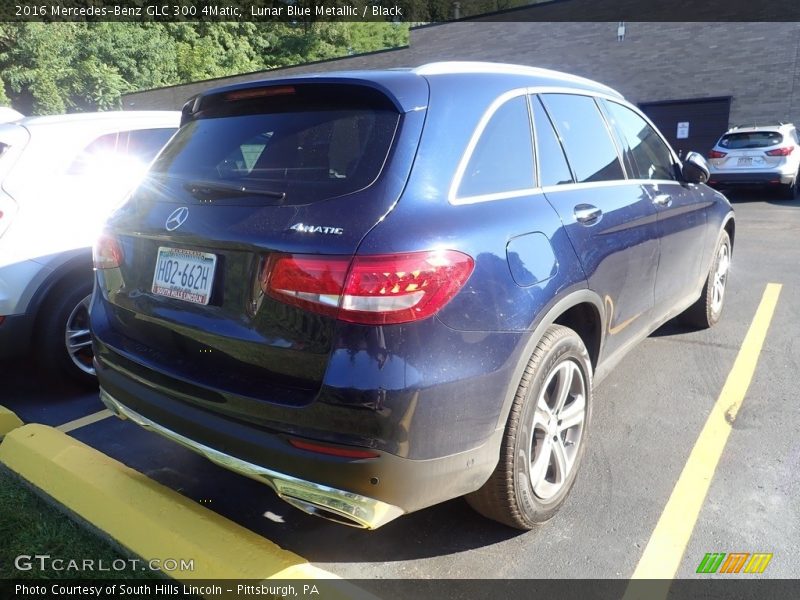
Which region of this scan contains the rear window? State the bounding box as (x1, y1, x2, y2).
(457, 95, 535, 199)
(150, 84, 400, 205)
(719, 131, 783, 149)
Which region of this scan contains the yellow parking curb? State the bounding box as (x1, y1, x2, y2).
(0, 423, 337, 581)
(0, 406, 23, 437)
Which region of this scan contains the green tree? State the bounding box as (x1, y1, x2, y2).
(0, 22, 410, 115)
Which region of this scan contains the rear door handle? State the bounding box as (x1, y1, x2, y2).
(652, 194, 673, 208)
(574, 204, 603, 225)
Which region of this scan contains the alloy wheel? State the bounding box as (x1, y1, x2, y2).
(64, 293, 95, 376)
(529, 359, 587, 501)
(711, 243, 730, 315)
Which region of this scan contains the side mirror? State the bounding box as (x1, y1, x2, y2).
(681, 151, 710, 184)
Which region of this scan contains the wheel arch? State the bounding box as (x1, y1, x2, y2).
(723, 213, 735, 252)
(30, 250, 94, 334)
(493, 288, 605, 435)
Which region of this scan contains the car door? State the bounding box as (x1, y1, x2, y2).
(602, 100, 708, 317)
(533, 93, 660, 361)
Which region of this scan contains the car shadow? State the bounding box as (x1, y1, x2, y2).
(647, 319, 694, 338)
(2, 354, 527, 562)
(276, 495, 528, 562)
(719, 188, 800, 206)
(0, 358, 102, 426)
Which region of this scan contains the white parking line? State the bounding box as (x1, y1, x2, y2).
(56, 409, 113, 433)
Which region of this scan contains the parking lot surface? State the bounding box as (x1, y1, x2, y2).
(2, 192, 797, 580)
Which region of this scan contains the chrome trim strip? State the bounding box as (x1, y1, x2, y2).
(449, 88, 530, 206)
(99, 389, 404, 530)
(413, 62, 624, 99)
(447, 86, 684, 206)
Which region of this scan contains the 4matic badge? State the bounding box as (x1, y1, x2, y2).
(289, 223, 344, 235)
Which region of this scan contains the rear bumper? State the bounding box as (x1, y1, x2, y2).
(99, 388, 404, 529)
(707, 170, 795, 187)
(94, 354, 503, 523)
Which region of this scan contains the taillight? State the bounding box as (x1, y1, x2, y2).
(765, 146, 794, 156)
(288, 438, 379, 459)
(225, 86, 295, 102)
(262, 250, 474, 325)
(93, 235, 123, 269)
(708, 150, 727, 159)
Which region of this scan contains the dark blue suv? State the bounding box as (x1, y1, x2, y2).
(91, 62, 735, 530)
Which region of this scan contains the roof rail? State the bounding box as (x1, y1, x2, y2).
(731, 122, 793, 130)
(413, 61, 624, 99)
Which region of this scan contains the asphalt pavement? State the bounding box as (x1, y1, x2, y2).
(1, 191, 797, 580)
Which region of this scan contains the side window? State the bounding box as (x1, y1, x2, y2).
(530, 96, 573, 186)
(540, 93, 625, 183)
(67, 127, 175, 175)
(457, 95, 535, 199)
(604, 101, 677, 181)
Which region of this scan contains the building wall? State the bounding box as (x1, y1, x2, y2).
(123, 22, 800, 128)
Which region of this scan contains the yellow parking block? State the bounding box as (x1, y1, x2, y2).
(0, 423, 343, 582)
(0, 406, 23, 437)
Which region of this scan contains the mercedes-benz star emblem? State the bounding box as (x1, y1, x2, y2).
(165, 206, 189, 231)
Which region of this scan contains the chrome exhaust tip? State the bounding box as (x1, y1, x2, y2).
(280, 496, 368, 529)
(99, 388, 404, 529)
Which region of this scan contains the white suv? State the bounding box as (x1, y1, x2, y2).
(0, 111, 179, 384)
(707, 123, 800, 199)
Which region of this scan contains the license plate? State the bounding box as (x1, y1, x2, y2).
(152, 247, 216, 305)
(737, 157, 753, 166)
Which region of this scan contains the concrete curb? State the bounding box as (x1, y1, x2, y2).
(0, 423, 339, 581)
(0, 405, 23, 438)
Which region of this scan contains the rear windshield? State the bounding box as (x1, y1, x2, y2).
(719, 131, 783, 149)
(149, 84, 400, 205)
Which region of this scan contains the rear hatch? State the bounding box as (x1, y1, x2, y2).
(98, 78, 428, 409)
(711, 130, 789, 171)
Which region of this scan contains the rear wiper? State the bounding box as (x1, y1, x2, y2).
(184, 180, 286, 201)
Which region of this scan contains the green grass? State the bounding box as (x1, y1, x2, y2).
(0, 468, 160, 580)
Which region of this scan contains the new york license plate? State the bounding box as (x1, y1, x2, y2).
(151, 247, 216, 305)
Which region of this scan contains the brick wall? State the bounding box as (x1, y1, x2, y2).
(123, 22, 800, 128)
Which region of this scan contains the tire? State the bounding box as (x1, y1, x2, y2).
(37, 278, 97, 387)
(681, 230, 731, 329)
(466, 325, 592, 530)
(780, 174, 798, 200)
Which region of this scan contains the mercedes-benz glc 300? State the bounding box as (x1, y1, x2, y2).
(92, 63, 735, 529)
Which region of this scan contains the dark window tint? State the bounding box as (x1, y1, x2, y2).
(530, 96, 573, 186)
(541, 94, 624, 183)
(67, 128, 175, 175)
(458, 95, 534, 198)
(605, 101, 677, 181)
(151, 85, 400, 205)
(126, 128, 176, 162)
(719, 131, 782, 149)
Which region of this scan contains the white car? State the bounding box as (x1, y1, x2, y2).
(0, 111, 179, 384)
(707, 123, 800, 199)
